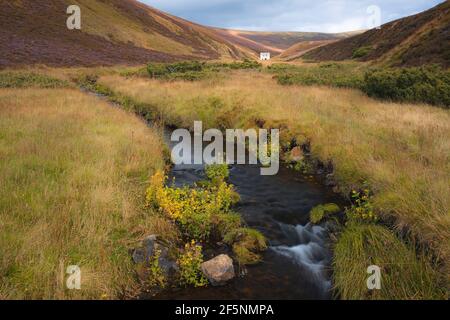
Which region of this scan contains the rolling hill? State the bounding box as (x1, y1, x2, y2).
(277, 40, 338, 61)
(0, 0, 247, 68)
(0, 0, 358, 68)
(303, 1, 450, 67)
(214, 29, 353, 57)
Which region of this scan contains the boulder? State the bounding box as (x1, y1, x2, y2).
(201, 254, 235, 286)
(132, 235, 157, 264)
(132, 235, 177, 274)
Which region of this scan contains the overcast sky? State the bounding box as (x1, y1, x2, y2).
(139, 0, 444, 33)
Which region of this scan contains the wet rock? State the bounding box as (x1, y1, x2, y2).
(157, 246, 178, 275)
(132, 235, 157, 264)
(324, 220, 342, 234)
(132, 235, 177, 275)
(325, 174, 336, 187)
(201, 254, 235, 286)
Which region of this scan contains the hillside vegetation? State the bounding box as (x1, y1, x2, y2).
(269, 63, 450, 108)
(304, 1, 450, 67)
(0, 0, 359, 68)
(0, 86, 166, 299)
(0, 0, 247, 68)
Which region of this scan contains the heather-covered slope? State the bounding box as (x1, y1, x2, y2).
(0, 0, 245, 68)
(304, 1, 450, 67)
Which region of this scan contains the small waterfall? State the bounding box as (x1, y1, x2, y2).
(272, 223, 331, 292)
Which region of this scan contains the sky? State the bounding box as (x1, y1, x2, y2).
(139, 0, 445, 33)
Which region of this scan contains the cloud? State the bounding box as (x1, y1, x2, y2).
(140, 0, 445, 32)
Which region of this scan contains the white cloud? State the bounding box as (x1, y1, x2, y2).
(139, 0, 445, 32)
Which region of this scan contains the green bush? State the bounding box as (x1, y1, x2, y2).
(205, 163, 229, 183)
(146, 60, 261, 81)
(0, 72, 70, 88)
(363, 66, 450, 107)
(177, 241, 208, 287)
(148, 248, 167, 288)
(272, 63, 365, 89)
(352, 46, 373, 59)
(210, 59, 261, 70)
(147, 61, 205, 78)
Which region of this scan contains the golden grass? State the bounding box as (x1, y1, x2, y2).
(0, 88, 167, 299)
(97, 72, 450, 280)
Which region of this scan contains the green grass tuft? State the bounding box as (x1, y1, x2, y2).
(333, 223, 447, 300)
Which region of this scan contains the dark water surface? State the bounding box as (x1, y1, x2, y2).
(154, 130, 343, 300)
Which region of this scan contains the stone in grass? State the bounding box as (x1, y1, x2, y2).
(132, 235, 157, 264)
(132, 235, 177, 275)
(201, 254, 235, 286)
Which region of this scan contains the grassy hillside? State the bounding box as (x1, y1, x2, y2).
(277, 40, 338, 61)
(214, 29, 354, 57)
(0, 0, 247, 68)
(304, 1, 450, 67)
(0, 86, 167, 299)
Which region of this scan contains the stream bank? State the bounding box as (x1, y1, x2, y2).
(149, 130, 345, 300)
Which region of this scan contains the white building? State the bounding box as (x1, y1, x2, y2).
(260, 52, 271, 61)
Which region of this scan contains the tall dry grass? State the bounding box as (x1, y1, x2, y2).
(0, 88, 170, 299)
(98, 72, 450, 279)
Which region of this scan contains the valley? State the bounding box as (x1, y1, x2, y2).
(0, 0, 449, 301)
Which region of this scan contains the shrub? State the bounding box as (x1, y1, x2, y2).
(146, 170, 239, 241)
(210, 59, 261, 70)
(146, 168, 265, 266)
(147, 63, 170, 78)
(146, 60, 260, 81)
(346, 189, 378, 223)
(148, 248, 166, 288)
(352, 46, 373, 59)
(0, 72, 70, 88)
(177, 241, 208, 287)
(272, 63, 365, 89)
(147, 61, 205, 77)
(212, 212, 242, 239)
(310, 203, 341, 224)
(363, 66, 450, 107)
(205, 163, 229, 184)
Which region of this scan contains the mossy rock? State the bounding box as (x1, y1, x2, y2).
(224, 228, 267, 265)
(310, 203, 341, 224)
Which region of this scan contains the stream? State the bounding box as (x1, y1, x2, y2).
(83, 87, 343, 300)
(154, 129, 344, 300)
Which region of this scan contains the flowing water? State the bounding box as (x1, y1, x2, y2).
(153, 129, 344, 300)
